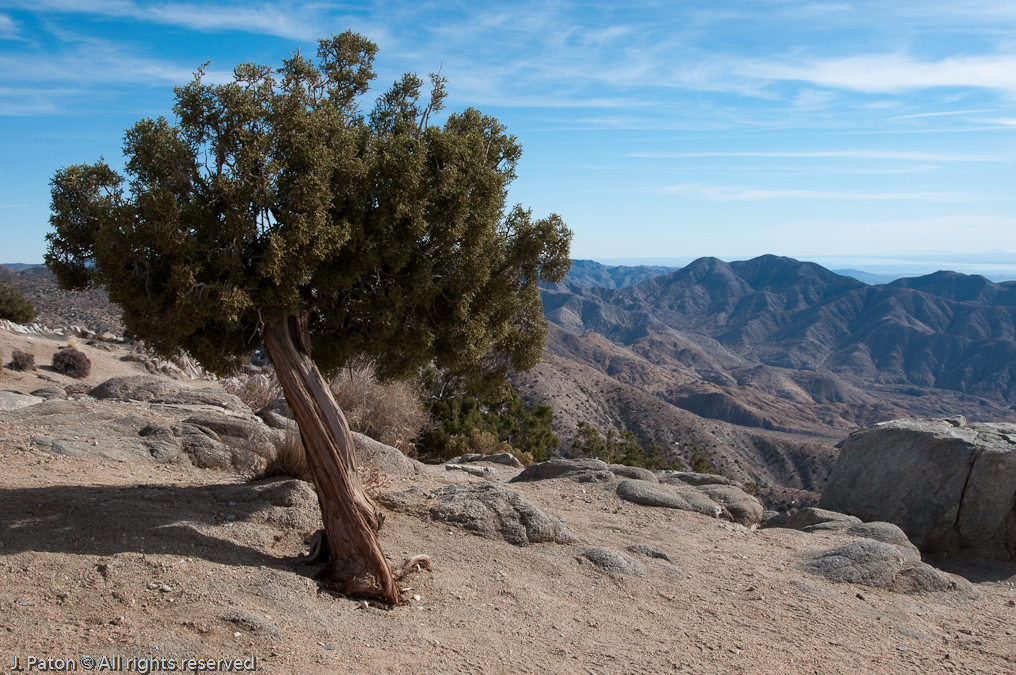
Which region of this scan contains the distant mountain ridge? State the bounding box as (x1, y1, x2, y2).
(521, 255, 1016, 482)
(558, 260, 677, 289)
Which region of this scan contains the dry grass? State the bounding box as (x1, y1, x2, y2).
(330, 359, 430, 450)
(221, 368, 284, 413)
(248, 428, 390, 499)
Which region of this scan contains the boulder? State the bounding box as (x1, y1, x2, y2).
(786, 507, 861, 531)
(579, 547, 647, 577)
(626, 543, 675, 564)
(657, 471, 743, 488)
(696, 484, 764, 527)
(801, 540, 969, 594)
(446, 463, 498, 479)
(384, 482, 576, 546)
(821, 417, 1016, 558)
(509, 458, 614, 484)
(151, 388, 252, 413)
(89, 376, 179, 401)
(0, 391, 42, 412)
(352, 432, 424, 478)
(608, 464, 658, 482)
(616, 480, 723, 519)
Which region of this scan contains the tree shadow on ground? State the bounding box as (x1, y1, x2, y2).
(0, 478, 319, 575)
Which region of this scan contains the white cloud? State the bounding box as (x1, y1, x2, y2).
(738, 53, 1016, 94)
(661, 183, 983, 202)
(890, 109, 997, 119)
(630, 150, 1007, 162)
(0, 13, 17, 38)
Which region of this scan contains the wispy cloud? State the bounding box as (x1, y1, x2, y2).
(629, 150, 1007, 162)
(0, 13, 17, 38)
(2, 0, 331, 40)
(738, 53, 1016, 94)
(661, 183, 983, 202)
(890, 109, 998, 119)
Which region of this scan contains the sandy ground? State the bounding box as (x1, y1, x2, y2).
(2, 329, 1016, 675)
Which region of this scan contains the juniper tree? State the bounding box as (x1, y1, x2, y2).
(46, 32, 571, 603)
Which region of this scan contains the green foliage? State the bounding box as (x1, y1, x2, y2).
(0, 279, 35, 324)
(689, 446, 721, 475)
(46, 32, 571, 384)
(422, 369, 558, 463)
(571, 422, 681, 470)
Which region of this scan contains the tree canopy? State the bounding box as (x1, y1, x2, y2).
(47, 31, 571, 383)
(46, 32, 571, 603)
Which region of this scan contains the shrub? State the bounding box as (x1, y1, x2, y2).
(253, 428, 313, 482)
(421, 368, 558, 462)
(571, 421, 682, 470)
(0, 279, 35, 324)
(330, 359, 429, 450)
(689, 446, 721, 475)
(251, 428, 389, 498)
(52, 347, 91, 378)
(221, 368, 283, 412)
(10, 349, 36, 371)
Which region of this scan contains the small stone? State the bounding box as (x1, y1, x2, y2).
(147, 582, 160, 590)
(16, 598, 27, 606)
(110, 616, 123, 626)
(856, 593, 865, 600)
(159, 585, 173, 593)
(56, 593, 69, 599)
(1007, 600, 1015, 607)
(413, 595, 421, 601)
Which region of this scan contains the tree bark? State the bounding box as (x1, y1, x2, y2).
(263, 313, 399, 603)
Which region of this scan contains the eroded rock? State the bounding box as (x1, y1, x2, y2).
(821, 417, 1016, 558)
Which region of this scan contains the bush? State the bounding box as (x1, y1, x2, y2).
(0, 279, 35, 324)
(330, 359, 429, 451)
(52, 347, 91, 378)
(10, 349, 36, 371)
(221, 369, 283, 412)
(421, 368, 558, 462)
(689, 446, 722, 475)
(254, 428, 313, 482)
(571, 422, 681, 470)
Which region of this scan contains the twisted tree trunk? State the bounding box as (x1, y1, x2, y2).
(263, 313, 399, 603)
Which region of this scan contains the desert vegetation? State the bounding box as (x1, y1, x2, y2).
(0, 278, 35, 324)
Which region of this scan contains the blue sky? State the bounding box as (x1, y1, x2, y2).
(2, 1, 1015, 268)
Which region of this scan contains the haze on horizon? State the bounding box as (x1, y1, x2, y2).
(1, 1, 1014, 266)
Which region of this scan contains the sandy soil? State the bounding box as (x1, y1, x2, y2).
(2, 329, 1016, 675)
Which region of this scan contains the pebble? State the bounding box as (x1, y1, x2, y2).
(159, 585, 173, 593)
(15, 598, 27, 606)
(147, 582, 160, 590)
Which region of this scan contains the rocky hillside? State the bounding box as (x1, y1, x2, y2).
(535, 256, 1016, 436)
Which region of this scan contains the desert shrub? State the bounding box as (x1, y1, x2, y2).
(421, 368, 558, 462)
(52, 347, 91, 378)
(743, 481, 761, 496)
(10, 349, 36, 371)
(571, 421, 681, 470)
(253, 428, 313, 482)
(330, 359, 429, 450)
(251, 428, 389, 497)
(689, 446, 721, 475)
(0, 279, 35, 324)
(221, 368, 283, 412)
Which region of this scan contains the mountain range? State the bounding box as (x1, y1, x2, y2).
(511, 256, 1016, 497)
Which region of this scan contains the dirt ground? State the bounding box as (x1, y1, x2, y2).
(2, 330, 1016, 675)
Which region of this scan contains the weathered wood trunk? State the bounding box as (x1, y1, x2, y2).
(263, 314, 399, 603)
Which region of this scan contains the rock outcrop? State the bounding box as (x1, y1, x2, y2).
(381, 482, 577, 546)
(821, 416, 1016, 558)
